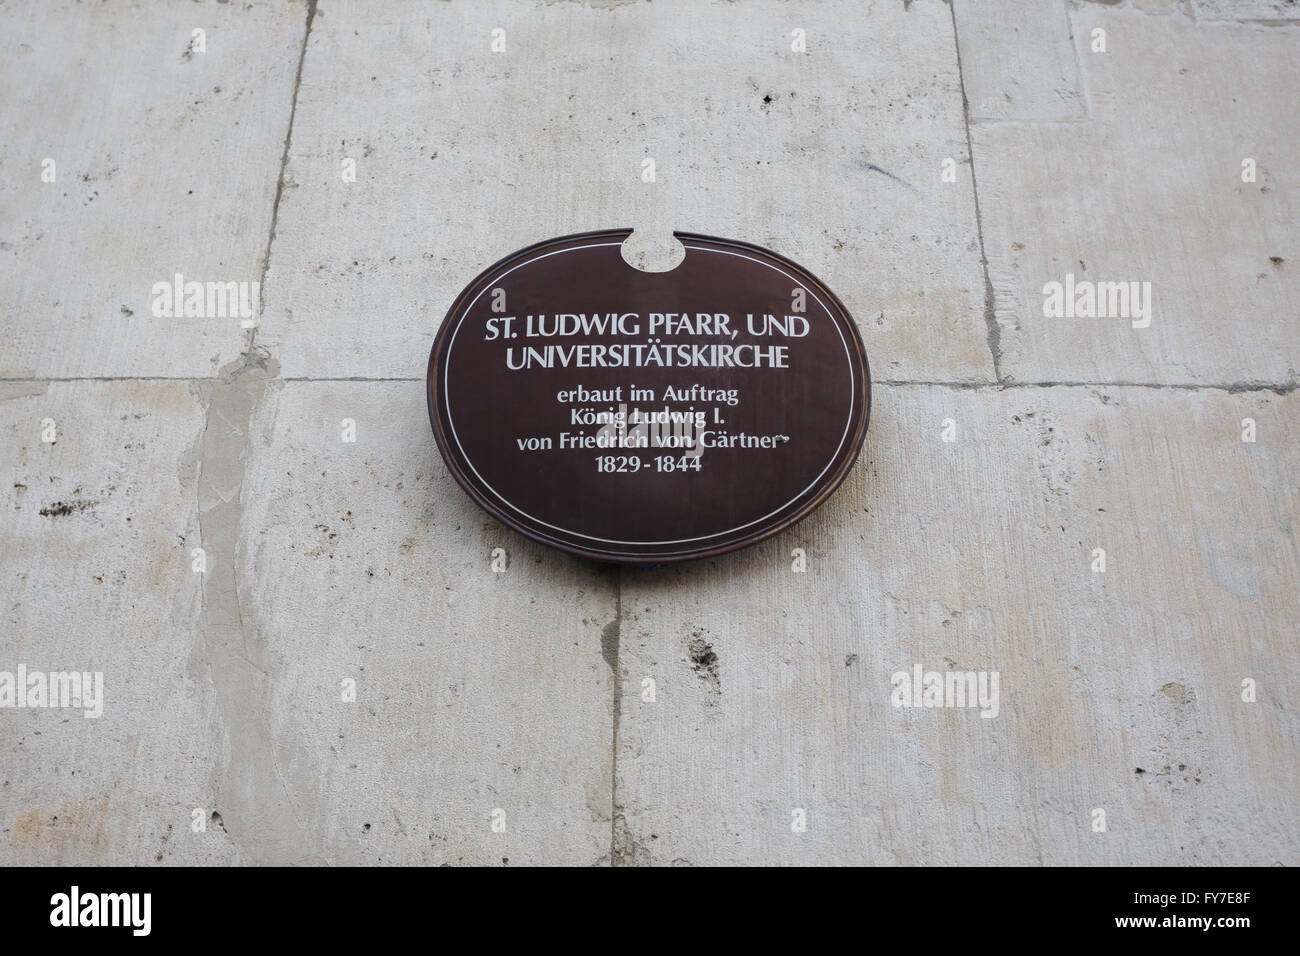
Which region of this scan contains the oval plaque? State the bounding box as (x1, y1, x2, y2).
(427, 229, 870, 563)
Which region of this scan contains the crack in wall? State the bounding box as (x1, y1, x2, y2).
(186, 0, 318, 865)
(948, 0, 1005, 383)
(601, 570, 628, 865)
(252, 0, 317, 354)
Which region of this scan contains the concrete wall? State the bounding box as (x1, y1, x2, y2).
(1, 0, 1296, 865)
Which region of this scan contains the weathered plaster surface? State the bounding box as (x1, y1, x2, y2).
(1, 0, 1296, 865)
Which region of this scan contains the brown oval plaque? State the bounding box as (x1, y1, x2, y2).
(427, 229, 870, 563)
